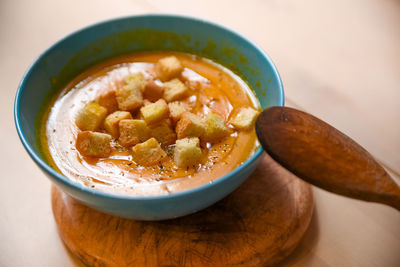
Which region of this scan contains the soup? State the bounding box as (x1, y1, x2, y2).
(40, 52, 261, 196)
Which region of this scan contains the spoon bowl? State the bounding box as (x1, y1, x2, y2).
(256, 106, 400, 210)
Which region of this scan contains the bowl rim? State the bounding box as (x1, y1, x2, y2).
(14, 13, 284, 200)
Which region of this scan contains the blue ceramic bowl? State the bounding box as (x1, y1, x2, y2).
(14, 14, 284, 220)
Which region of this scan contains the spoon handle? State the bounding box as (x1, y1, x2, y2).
(255, 106, 400, 210)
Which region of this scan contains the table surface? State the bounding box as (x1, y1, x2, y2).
(1, 0, 399, 266)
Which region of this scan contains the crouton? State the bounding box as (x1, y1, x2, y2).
(124, 72, 146, 89)
(202, 112, 231, 142)
(97, 90, 118, 114)
(174, 137, 202, 167)
(175, 112, 205, 139)
(168, 101, 188, 123)
(140, 99, 169, 125)
(230, 107, 260, 130)
(155, 56, 183, 81)
(116, 73, 145, 111)
(131, 138, 167, 166)
(163, 78, 189, 102)
(150, 122, 177, 146)
(143, 80, 164, 101)
(75, 102, 107, 131)
(76, 131, 111, 157)
(143, 99, 152, 106)
(104, 111, 133, 138)
(118, 119, 151, 147)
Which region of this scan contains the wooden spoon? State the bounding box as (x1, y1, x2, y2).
(255, 106, 400, 210)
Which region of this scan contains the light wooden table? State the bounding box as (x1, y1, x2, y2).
(1, 0, 399, 266)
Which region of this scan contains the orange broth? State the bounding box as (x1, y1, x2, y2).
(40, 52, 260, 196)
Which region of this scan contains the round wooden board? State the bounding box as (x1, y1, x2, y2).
(52, 154, 314, 267)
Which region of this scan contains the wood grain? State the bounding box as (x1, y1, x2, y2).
(52, 154, 314, 267)
(256, 107, 400, 210)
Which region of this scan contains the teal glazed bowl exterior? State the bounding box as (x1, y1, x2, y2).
(14, 15, 284, 220)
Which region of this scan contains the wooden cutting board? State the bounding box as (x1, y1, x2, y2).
(52, 153, 314, 267)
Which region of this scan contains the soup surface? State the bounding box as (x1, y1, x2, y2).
(41, 52, 261, 196)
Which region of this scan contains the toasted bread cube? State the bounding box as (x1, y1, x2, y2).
(131, 138, 167, 166)
(175, 112, 205, 139)
(76, 131, 111, 157)
(118, 119, 151, 147)
(104, 111, 133, 138)
(143, 99, 152, 106)
(76, 102, 107, 131)
(230, 107, 260, 130)
(168, 101, 188, 123)
(174, 137, 202, 167)
(163, 79, 189, 102)
(143, 80, 164, 101)
(116, 73, 145, 111)
(150, 122, 177, 146)
(124, 73, 146, 90)
(140, 99, 169, 125)
(97, 90, 118, 114)
(155, 56, 183, 81)
(202, 113, 231, 142)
